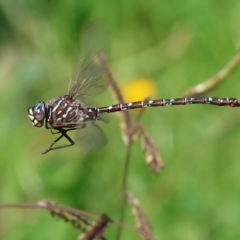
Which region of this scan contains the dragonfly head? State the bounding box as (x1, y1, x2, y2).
(28, 101, 46, 127)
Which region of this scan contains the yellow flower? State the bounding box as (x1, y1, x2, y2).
(122, 78, 157, 103)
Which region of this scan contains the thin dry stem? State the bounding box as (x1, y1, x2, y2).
(50, 204, 90, 231)
(184, 49, 240, 97)
(102, 53, 132, 143)
(132, 124, 164, 173)
(102, 55, 163, 239)
(126, 191, 154, 240)
(99, 54, 133, 240)
(0, 202, 158, 239)
(78, 214, 110, 240)
(115, 143, 132, 240)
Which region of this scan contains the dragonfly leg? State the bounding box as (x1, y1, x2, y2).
(50, 124, 85, 134)
(42, 124, 86, 154)
(42, 129, 75, 154)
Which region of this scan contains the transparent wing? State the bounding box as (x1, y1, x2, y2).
(68, 53, 109, 101)
(75, 121, 107, 152)
(68, 21, 110, 101)
(80, 20, 110, 61)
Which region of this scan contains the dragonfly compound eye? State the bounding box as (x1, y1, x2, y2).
(28, 101, 46, 127)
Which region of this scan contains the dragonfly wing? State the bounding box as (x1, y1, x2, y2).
(75, 121, 107, 152)
(80, 20, 110, 62)
(68, 21, 110, 101)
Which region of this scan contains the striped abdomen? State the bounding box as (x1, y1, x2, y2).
(92, 97, 240, 117)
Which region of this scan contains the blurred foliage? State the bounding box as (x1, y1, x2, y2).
(0, 0, 240, 239)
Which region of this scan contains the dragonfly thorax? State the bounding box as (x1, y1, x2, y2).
(28, 101, 46, 127)
(47, 95, 88, 127)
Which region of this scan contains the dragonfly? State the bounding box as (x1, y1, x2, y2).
(27, 27, 240, 154)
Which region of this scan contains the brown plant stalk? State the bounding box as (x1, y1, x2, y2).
(184, 49, 240, 97)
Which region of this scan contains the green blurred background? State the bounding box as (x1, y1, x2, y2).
(1, 0, 240, 239)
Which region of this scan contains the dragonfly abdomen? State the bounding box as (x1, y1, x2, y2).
(95, 96, 240, 115)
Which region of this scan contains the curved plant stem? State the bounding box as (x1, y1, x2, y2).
(116, 142, 132, 240)
(184, 49, 240, 96)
